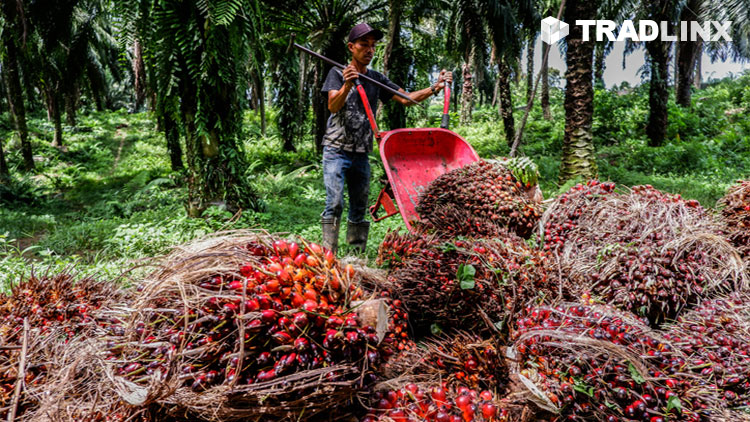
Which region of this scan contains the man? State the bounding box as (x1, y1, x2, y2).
(320, 22, 452, 253)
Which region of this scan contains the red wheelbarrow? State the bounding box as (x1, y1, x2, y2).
(365, 81, 480, 232)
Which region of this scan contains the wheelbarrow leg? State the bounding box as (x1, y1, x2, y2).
(369, 182, 400, 222)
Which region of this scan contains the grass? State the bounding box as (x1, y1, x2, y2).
(1, 71, 748, 289)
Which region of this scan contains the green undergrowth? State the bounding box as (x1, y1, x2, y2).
(1, 72, 748, 289)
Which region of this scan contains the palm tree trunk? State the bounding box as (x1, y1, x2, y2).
(1, 38, 34, 170)
(645, 38, 671, 146)
(497, 59, 514, 147)
(133, 39, 147, 111)
(382, 0, 407, 130)
(526, 35, 535, 105)
(675, 0, 701, 107)
(644, 0, 674, 146)
(491, 75, 499, 108)
(164, 113, 183, 171)
(560, 0, 598, 182)
(594, 43, 606, 88)
(460, 55, 474, 125)
(65, 83, 78, 127)
(312, 62, 326, 154)
(676, 39, 700, 107)
(47, 89, 64, 147)
(693, 43, 703, 89)
(275, 50, 299, 152)
(0, 138, 8, 179)
(251, 69, 267, 137)
(541, 43, 551, 120)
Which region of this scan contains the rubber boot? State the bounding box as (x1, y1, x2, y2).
(321, 217, 340, 254)
(346, 221, 370, 253)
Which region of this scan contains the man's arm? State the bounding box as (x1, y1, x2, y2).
(327, 65, 359, 113)
(391, 69, 453, 107)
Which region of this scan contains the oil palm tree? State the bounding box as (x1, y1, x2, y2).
(1, 1, 34, 169)
(115, 0, 263, 215)
(559, 0, 598, 182)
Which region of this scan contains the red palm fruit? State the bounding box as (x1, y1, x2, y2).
(240, 264, 254, 277)
(256, 369, 276, 382)
(327, 316, 344, 328)
(324, 249, 335, 265)
(307, 243, 323, 255)
(344, 264, 355, 279)
(257, 352, 272, 366)
(481, 402, 497, 419)
(273, 240, 288, 256)
(431, 387, 447, 404)
(260, 309, 276, 323)
(303, 300, 318, 312)
(278, 270, 292, 286)
(388, 410, 407, 422)
(265, 280, 280, 293)
(293, 253, 307, 267)
(292, 312, 309, 328)
(246, 319, 262, 333)
(294, 337, 309, 352)
(267, 262, 283, 273)
(291, 293, 305, 308)
(455, 395, 470, 410)
(306, 255, 320, 267)
(288, 242, 299, 258)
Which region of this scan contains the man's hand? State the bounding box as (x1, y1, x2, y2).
(342, 64, 359, 87)
(435, 69, 453, 92)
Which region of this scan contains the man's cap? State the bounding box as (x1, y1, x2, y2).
(348, 23, 384, 43)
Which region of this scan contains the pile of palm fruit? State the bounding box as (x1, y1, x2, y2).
(0, 273, 116, 419)
(663, 294, 750, 408)
(718, 180, 750, 258)
(416, 159, 543, 239)
(379, 233, 552, 335)
(511, 302, 706, 422)
(96, 234, 397, 420)
(6, 168, 750, 422)
(361, 383, 509, 422)
(541, 183, 746, 325)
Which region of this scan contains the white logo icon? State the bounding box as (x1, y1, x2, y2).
(541, 16, 569, 44)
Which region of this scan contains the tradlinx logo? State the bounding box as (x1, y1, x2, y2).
(541, 17, 732, 44)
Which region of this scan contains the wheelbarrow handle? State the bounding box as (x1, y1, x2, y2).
(440, 79, 451, 130)
(352, 79, 381, 142)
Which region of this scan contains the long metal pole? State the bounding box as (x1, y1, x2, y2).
(293, 43, 418, 105)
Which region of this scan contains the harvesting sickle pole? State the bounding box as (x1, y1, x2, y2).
(292, 42, 418, 105)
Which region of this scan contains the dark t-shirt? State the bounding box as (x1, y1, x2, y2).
(321, 67, 400, 153)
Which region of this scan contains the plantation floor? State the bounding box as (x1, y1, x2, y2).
(1, 74, 749, 289)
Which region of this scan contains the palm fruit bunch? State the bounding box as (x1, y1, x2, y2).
(718, 180, 750, 258)
(512, 302, 704, 422)
(361, 382, 509, 422)
(416, 160, 543, 239)
(102, 235, 386, 420)
(0, 273, 114, 419)
(377, 230, 442, 270)
(539, 180, 617, 251)
(385, 232, 551, 335)
(663, 294, 750, 409)
(542, 184, 746, 326)
(376, 290, 413, 355)
(381, 332, 506, 391)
